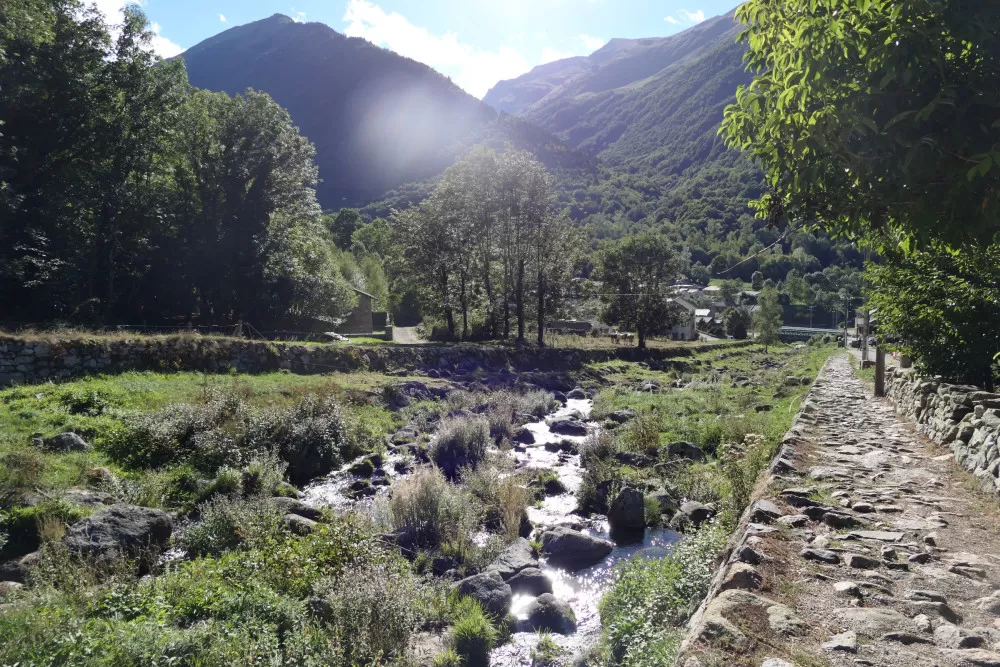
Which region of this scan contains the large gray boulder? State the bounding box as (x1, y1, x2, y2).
(541, 527, 613, 571)
(664, 441, 706, 462)
(548, 419, 588, 436)
(671, 500, 716, 530)
(488, 537, 538, 580)
(453, 571, 512, 617)
(608, 487, 646, 532)
(522, 593, 577, 634)
(507, 567, 553, 596)
(33, 432, 90, 453)
(269, 497, 323, 521)
(64, 504, 172, 563)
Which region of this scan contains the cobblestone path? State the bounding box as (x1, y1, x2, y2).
(683, 354, 1000, 667)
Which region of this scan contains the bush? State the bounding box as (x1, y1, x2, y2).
(464, 461, 530, 540)
(0, 449, 46, 502)
(451, 597, 498, 667)
(599, 521, 728, 666)
(311, 562, 418, 665)
(531, 632, 565, 667)
(387, 469, 481, 556)
(434, 649, 464, 667)
(183, 495, 284, 557)
(616, 410, 662, 454)
(430, 417, 490, 478)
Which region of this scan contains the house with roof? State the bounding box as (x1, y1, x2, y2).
(337, 287, 379, 334)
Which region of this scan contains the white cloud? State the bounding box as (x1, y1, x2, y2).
(343, 0, 532, 98)
(680, 8, 706, 23)
(219, 13, 227, 23)
(292, 10, 307, 23)
(578, 33, 605, 52)
(86, 0, 183, 58)
(664, 15, 679, 24)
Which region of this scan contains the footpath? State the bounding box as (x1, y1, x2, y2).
(680, 354, 1000, 667)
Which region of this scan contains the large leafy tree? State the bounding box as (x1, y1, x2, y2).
(599, 233, 683, 349)
(754, 285, 783, 352)
(866, 246, 1000, 389)
(723, 0, 1000, 248)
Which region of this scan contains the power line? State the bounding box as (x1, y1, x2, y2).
(715, 224, 799, 277)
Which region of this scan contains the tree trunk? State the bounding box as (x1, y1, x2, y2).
(460, 271, 469, 339)
(638, 324, 647, 350)
(516, 258, 526, 342)
(441, 266, 454, 338)
(537, 270, 545, 347)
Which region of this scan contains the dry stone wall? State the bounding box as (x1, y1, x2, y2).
(0, 335, 753, 388)
(885, 366, 1000, 493)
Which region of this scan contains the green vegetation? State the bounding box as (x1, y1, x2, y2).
(451, 597, 500, 667)
(598, 233, 685, 349)
(754, 285, 784, 352)
(724, 0, 1000, 248)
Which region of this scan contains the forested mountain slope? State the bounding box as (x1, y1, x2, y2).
(179, 14, 496, 207)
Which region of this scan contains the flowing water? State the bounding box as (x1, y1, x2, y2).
(302, 395, 681, 666)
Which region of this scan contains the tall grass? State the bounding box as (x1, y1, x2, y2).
(387, 469, 482, 558)
(430, 417, 490, 478)
(463, 459, 531, 540)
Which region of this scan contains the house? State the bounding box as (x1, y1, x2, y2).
(337, 287, 376, 334)
(546, 319, 593, 334)
(665, 298, 699, 341)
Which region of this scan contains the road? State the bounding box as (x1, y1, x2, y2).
(392, 326, 423, 345)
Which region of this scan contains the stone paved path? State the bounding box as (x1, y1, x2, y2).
(683, 354, 1000, 667)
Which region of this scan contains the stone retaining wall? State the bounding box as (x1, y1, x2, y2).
(885, 366, 1000, 493)
(0, 335, 753, 388)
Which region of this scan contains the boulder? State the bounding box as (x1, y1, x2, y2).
(608, 488, 645, 532)
(664, 441, 706, 462)
(507, 567, 553, 596)
(671, 501, 715, 530)
(488, 537, 538, 580)
(282, 513, 318, 536)
(514, 427, 535, 445)
(614, 452, 656, 467)
(607, 409, 637, 424)
(548, 419, 587, 436)
(34, 432, 90, 453)
(540, 527, 613, 571)
(453, 571, 512, 617)
(522, 593, 577, 634)
(748, 500, 784, 524)
(64, 504, 172, 563)
(61, 489, 116, 508)
(567, 388, 587, 400)
(270, 497, 323, 521)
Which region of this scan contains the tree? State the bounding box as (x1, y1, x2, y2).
(754, 285, 783, 352)
(722, 0, 1000, 248)
(722, 307, 752, 340)
(784, 270, 810, 304)
(866, 245, 1000, 389)
(719, 279, 743, 308)
(599, 233, 682, 349)
(689, 263, 711, 286)
(328, 209, 363, 250)
(751, 271, 764, 291)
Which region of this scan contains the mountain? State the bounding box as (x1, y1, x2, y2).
(484, 11, 761, 237)
(179, 14, 496, 207)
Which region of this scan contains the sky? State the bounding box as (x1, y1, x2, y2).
(91, 0, 743, 98)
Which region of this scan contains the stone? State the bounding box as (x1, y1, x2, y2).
(760, 660, 794, 667)
(737, 545, 765, 565)
(540, 527, 613, 571)
(800, 548, 840, 564)
(664, 441, 706, 462)
(935, 623, 985, 649)
(453, 571, 512, 617)
(513, 427, 535, 444)
(548, 419, 587, 436)
(488, 537, 537, 580)
(748, 500, 783, 524)
(673, 501, 715, 529)
(282, 513, 317, 536)
(767, 603, 807, 635)
(0, 581, 23, 601)
(614, 451, 656, 468)
(64, 504, 172, 564)
(607, 409, 637, 424)
(506, 567, 553, 596)
(522, 593, 576, 634)
(837, 607, 916, 637)
(883, 631, 934, 645)
(913, 614, 933, 633)
(905, 590, 948, 604)
(822, 630, 858, 652)
(845, 554, 880, 569)
(822, 511, 860, 529)
(608, 487, 646, 532)
(833, 581, 862, 598)
(939, 649, 1000, 667)
(270, 497, 323, 521)
(924, 532, 938, 546)
(567, 388, 586, 400)
(776, 514, 808, 528)
(719, 563, 763, 592)
(909, 552, 932, 564)
(35, 432, 90, 452)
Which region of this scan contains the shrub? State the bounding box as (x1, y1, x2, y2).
(616, 410, 662, 454)
(599, 521, 728, 666)
(183, 495, 284, 557)
(312, 562, 418, 665)
(451, 597, 498, 667)
(388, 469, 481, 556)
(431, 417, 490, 478)
(531, 631, 565, 667)
(0, 449, 45, 501)
(463, 460, 530, 540)
(644, 495, 663, 527)
(434, 649, 464, 667)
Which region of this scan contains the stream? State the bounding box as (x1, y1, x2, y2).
(303, 395, 681, 666)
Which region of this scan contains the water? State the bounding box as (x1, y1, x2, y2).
(495, 398, 681, 666)
(302, 394, 682, 665)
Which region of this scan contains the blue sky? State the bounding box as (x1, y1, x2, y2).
(93, 0, 743, 98)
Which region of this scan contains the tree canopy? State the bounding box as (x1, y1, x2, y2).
(723, 0, 1000, 248)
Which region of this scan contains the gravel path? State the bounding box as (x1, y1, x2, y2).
(392, 326, 423, 345)
(683, 354, 1000, 667)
